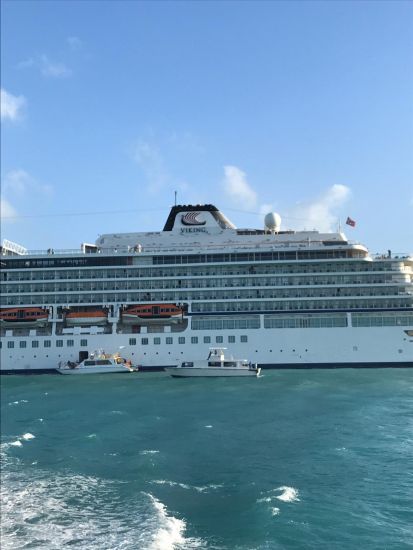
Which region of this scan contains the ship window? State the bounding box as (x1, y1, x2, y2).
(32, 341, 39, 348)
(142, 338, 149, 345)
(228, 335, 236, 343)
(178, 337, 185, 344)
(166, 337, 173, 344)
(240, 335, 248, 343)
(84, 360, 95, 366)
(56, 340, 63, 347)
(44, 340, 51, 348)
(67, 340, 74, 347)
(129, 338, 137, 346)
(216, 336, 223, 343)
(154, 337, 161, 345)
(19, 341, 27, 348)
(203, 336, 211, 344)
(191, 337, 198, 344)
(80, 339, 88, 347)
(96, 360, 111, 365)
(7, 341, 14, 348)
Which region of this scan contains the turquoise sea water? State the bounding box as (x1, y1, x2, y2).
(1, 370, 413, 549)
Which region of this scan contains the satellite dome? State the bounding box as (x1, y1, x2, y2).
(264, 212, 281, 232)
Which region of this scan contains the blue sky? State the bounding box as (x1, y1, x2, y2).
(1, 0, 412, 253)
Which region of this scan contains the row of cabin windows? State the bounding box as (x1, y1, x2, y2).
(3, 339, 88, 349)
(129, 335, 248, 346)
(2, 336, 248, 349)
(1, 249, 360, 270)
(2, 262, 405, 284)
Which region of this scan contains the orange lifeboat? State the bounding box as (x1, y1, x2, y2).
(0, 307, 49, 327)
(122, 304, 184, 324)
(65, 309, 108, 326)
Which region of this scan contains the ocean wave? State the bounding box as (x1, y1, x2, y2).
(22, 433, 35, 441)
(8, 400, 28, 406)
(150, 480, 191, 490)
(150, 480, 223, 494)
(140, 450, 160, 455)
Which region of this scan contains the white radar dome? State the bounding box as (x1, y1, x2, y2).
(264, 212, 281, 232)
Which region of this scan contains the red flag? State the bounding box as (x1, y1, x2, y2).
(346, 216, 356, 227)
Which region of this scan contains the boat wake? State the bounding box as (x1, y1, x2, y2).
(0, 453, 204, 549)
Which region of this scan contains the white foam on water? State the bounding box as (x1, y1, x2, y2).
(271, 507, 280, 516)
(274, 486, 300, 503)
(8, 399, 28, 406)
(140, 450, 160, 455)
(151, 480, 191, 490)
(146, 493, 203, 549)
(10, 440, 22, 447)
(256, 496, 272, 503)
(1, 468, 204, 550)
(38, 418, 44, 422)
(87, 433, 97, 439)
(193, 484, 224, 493)
(22, 433, 35, 440)
(204, 425, 213, 429)
(146, 493, 186, 549)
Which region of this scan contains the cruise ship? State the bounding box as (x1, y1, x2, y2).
(1, 204, 412, 373)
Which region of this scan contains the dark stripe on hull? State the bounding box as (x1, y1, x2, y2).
(0, 369, 59, 375)
(259, 362, 413, 369)
(2, 362, 413, 375)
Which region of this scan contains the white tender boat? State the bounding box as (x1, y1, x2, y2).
(57, 350, 137, 375)
(165, 348, 261, 377)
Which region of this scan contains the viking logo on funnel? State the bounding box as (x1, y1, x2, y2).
(181, 212, 206, 226)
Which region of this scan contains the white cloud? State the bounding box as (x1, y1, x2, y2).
(284, 184, 351, 232)
(67, 36, 82, 51)
(2, 169, 53, 197)
(223, 165, 258, 210)
(40, 55, 72, 78)
(0, 198, 18, 221)
(133, 141, 168, 193)
(1, 88, 26, 121)
(17, 55, 72, 78)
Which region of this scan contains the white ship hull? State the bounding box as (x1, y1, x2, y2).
(2, 325, 412, 373)
(1, 204, 412, 373)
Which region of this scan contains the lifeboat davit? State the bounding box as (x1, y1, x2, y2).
(0, 307, 49, 327)
(65, 310, 108, 326)
(122, 304, 184, 325)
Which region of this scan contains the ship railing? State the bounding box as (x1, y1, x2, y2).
(18, 248, 93, 256)
(15, 245, 411, 258)
(371, 253, 412, 261)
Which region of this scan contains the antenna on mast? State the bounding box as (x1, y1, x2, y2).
(174, 190, 177, 206)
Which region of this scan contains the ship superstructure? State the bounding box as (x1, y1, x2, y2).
(1, 205, 412, 373)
